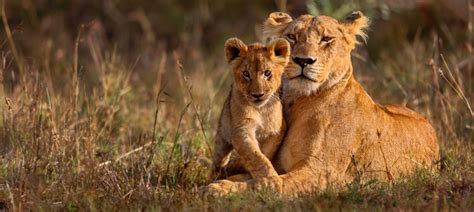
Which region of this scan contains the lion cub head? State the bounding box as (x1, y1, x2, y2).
(225, 38, 290, 107)
(262, 11, 369, 96)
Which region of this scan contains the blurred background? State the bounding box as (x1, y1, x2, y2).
(0, 0, 472, 210)
(1, 0, 471, 99)
(1, 0, 471, 130)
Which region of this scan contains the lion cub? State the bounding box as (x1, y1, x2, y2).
(212, 38, 290, 180)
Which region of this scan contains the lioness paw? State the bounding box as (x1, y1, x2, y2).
(253, 176, 283, 193)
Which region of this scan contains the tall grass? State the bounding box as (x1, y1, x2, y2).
(0, 0, 472, 210)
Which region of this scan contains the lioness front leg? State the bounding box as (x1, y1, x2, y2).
(204, 160, 337, 197)
(232, 127, 279, 178)
(203, 175, 282, 196)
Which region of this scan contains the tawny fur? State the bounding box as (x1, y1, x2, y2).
(211, 38, 290, 181)
(204, 11, 440, 198)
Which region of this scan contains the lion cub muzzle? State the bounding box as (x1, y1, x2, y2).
(250, 91, 267, 105)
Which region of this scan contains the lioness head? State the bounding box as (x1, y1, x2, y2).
(225, 38, 290, 107)
(263, 11, 369, 96)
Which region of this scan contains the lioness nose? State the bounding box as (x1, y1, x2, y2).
(251, 93, 265, 98)
(292, 57, 316, 68)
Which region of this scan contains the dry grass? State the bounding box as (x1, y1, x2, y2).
(0, 0, 473, 210)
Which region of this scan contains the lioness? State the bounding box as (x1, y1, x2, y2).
(212, 38, 290, 180)
(204, 11, 440, 197)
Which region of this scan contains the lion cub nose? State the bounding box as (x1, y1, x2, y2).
(292, 57, 316, 68)
(251, 93, 265, 99)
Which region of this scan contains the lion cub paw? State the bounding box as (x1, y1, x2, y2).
(199, 180, 247, 198)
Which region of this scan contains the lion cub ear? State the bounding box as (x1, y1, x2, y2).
(262, 12, 293, 43)
(267, 38, 290, 65)
(224, 38, 248, 64)
(340, 11, 369, 49)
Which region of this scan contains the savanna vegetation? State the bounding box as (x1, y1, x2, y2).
(0, 0, 472, 210)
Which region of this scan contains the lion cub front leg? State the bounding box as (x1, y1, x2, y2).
(219, 155, 246, 177)
(260, 120, 286, 160)
(211, 134, 233, 180)
(232, 126, 279, 178)
(222, 114, 286, 180)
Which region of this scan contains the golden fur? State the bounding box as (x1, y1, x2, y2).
(204, 11, 440, 197)
(211, 38, 290, 180)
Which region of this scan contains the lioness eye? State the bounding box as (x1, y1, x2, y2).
(264, 70, 272, 78)
(242, 70, 250, 79)
(321, 36, 334, 43)
(286, 34, 296, 41)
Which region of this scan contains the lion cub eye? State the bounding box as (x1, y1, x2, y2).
(242, 70, 251, 80)
(264, 70, 272, 79)
(320, 36, 334, 43)
(286, 34, 296, 41)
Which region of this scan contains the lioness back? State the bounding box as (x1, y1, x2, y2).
(211, 38, 290, 180)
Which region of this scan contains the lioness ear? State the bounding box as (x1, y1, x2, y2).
(340, 11, 369, 49)
(262, 12, 293, 43)
(224, 38, 248, 64)
(268, 38, 290, 58)
(267, 38, 290, 65)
